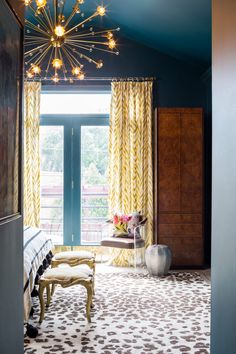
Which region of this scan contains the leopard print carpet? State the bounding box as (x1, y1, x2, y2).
(24, 272, 210, 354)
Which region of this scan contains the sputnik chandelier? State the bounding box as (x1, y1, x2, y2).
(24, 0, 120, 82)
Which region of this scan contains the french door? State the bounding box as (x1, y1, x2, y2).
(40, 114, 109, 246)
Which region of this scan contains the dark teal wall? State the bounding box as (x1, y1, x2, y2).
(0, 218, 24, 354)
(46, 37, 207, 108)
(212, 1, 236, 353)
(0, 2, 24, 354)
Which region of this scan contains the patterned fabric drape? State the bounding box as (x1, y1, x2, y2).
(24, 82, 41, 227)
(108, 81, 153, 266)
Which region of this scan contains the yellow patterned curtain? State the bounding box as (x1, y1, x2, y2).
(108, 81, 153, 265)
(24, 82, 41, 227)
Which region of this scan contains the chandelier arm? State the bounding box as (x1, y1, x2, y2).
(66, 42, 116, 57)
(24, 38, 48, 46)
(54, 0, 57, 27)
(59, 0, 65, 19)
(62, 45, 84, 68)
(65, 45, 98, 66)
(25, 20, 51, 37)
(27, 4, 49, 32)
(65, 12, 98, 35)
(64, 1, 78, 29)
(25, 43, 49, 56)
(27, 2, 37, 12)
(42, 7, 54, 32)
(84, 45, 119, 55)
(47, 6, 55, 31)
(25, 35, 48, 40)
(61, 46, 79, 68)
(25, 49, 44, 66)
(67, 39, 109, 46)
(67, 43, 93, 52)
(45, 46, 54, 75)
(67, 28, 119, 39)
(54, 46, 58, 59)
(34, 45, 52, 66)
(58, 48, 68, 80)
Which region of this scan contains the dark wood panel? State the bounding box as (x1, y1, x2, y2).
(6, 0, 24, 25)
(158, 111, 181, 212)
(180, 112, 203, 214)
(181, 163, 202, 191)
(159, 113, 180, 164)
(159, 164, 180, 211)
(181, 190, 202, 212)
(159, 236, 204, 266)
(159, 213, 202, 224)
(159, 191, 181, 212)
(159, 223, 202, 237)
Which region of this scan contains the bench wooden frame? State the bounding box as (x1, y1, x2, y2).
(39, 275, 94, 323)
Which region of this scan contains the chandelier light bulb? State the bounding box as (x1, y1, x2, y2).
(32, 65, 41, 74)
(27, 71, 34, 78)
(52, 76, 59, 83)
(78, 72, 85, 80)
(96, 60, 103, 69)
(36, 0, 47, 8)
(24, 0, 32, 6)
(108, 39, 116, 49)
(72, 66, 81, 75)
(58, 14, 65, 23)
(52, 58, 63, 69)
(97, 6, 106, 16)
(54, 25, 65, 37)
(106, 32, 113, 39)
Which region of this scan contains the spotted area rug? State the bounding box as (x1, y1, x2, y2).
(24, 272, 210, 354)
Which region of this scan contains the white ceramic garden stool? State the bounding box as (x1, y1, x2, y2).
(145, 244, 172, 276)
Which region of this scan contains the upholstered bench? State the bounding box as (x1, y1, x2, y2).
(51, 251, 95, 272)
(38, 265, 94, 323)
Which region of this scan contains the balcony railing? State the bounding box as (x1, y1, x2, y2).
(40, 180, 108, 244)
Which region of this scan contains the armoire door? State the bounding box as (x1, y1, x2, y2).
(157, 108, 204, 267)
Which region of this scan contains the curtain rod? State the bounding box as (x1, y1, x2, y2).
(25, 76, 157, 82)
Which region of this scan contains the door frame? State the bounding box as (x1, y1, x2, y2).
(40, 113, 109, 245)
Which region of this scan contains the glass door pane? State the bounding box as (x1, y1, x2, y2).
(40, 126, 64, 244)
(81, 126, 109, 244)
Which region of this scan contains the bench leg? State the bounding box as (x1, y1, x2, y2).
(39, 283, 46, 323)
(51, 283, 56, 297)
(46, 284, 51, 307)
(85, 282, 93, 323)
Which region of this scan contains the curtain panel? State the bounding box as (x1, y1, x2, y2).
(108, 81, 154, 266)
(24, 82, 41, 227)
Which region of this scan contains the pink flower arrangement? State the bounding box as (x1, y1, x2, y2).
(113, 213, 132, 236)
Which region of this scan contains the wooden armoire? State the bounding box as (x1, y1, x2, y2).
(155, 108, 204, 266)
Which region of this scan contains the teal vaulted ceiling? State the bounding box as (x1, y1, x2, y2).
(105, 0, 211, 67)
(26, 0, 211, 68)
